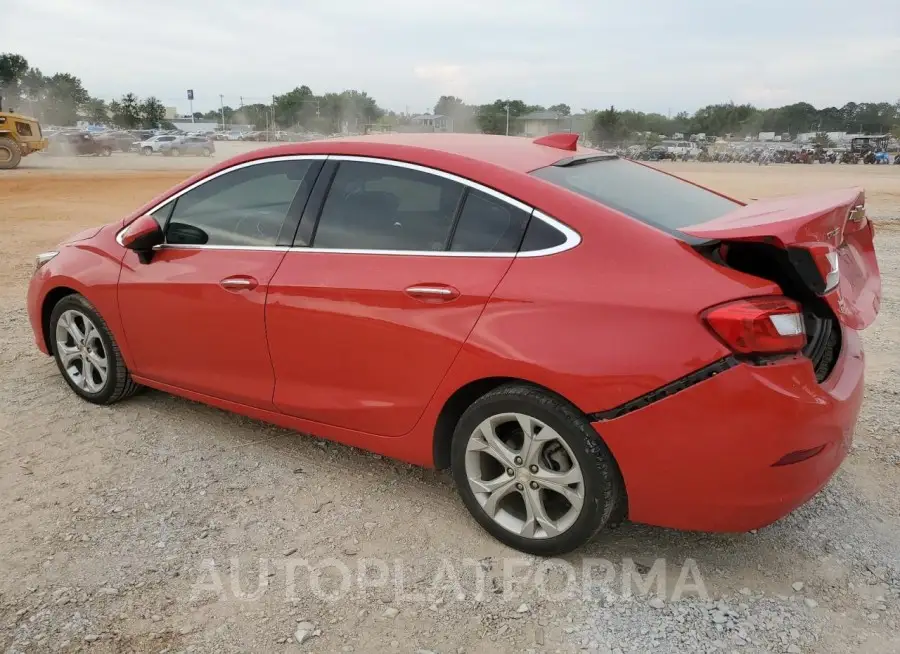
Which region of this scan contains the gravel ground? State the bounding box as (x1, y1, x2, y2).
(0, 162, 898, 653)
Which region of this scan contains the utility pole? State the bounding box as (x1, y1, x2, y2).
(505, 102, 510, 136)
(270, 95, 276, 141)
(219, 94, 226, 131)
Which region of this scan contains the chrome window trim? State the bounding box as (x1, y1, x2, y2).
(516, 211, 582, 258)
(150, 243, 289, 252)
(287, 247, 517, 258)
(328, 155, 534, 214)
(115, 153, 581, 258)
(115, 154, 328, 246)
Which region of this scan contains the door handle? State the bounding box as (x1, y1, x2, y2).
(405, 284, 460, 302)
(220, 276, 258, 291)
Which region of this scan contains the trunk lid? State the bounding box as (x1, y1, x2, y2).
(681, 187, 880, 330)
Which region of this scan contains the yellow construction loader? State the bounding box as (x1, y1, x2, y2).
(0, 96, 48, 169)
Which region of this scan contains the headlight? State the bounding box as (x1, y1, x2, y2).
(34, 251, 59, 273)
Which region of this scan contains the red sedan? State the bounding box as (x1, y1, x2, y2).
(27, 133, 881, 555)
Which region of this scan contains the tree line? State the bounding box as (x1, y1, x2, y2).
(438, 96, 900, 143)
(209, 87, 383, 135)
(0, 53, 166, 129)
(3, 52, 899, 140)
(0, 53, 384, 134)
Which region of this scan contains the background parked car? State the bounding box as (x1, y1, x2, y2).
(93, 130, 137, 152)
(135, 135, 179, 155)
(159, 136, 215, 157)
(47, 131, 113, 157)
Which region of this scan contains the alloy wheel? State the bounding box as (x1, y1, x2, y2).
(464, 412, 585, 539)
(55, 309, 109, 393)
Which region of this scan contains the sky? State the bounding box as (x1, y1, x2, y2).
(5, 0, 900, 116)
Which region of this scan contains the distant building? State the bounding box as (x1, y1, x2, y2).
(517, 111, 587, 138)
(758, 132, 776, 141)
(410, 114, 451, 132)
(170, 118, 252, 133)
(164, 106, 178, 120)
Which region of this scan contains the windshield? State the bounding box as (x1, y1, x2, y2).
(531, 158, 740, 234)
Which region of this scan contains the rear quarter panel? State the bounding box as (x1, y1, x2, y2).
(434, 198, 781, 415)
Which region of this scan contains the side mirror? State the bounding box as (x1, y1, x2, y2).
(121, 214, 163, 264)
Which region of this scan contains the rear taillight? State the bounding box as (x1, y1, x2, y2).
(702, 297, 806, 355)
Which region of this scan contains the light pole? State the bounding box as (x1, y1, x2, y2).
(219, 94, 226, 131)
(505, 102, 510, 136)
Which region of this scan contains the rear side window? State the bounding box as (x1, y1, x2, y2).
(531, 158, 738, 233)
(520, 217, 567, 252)
(449, 190, 529, 253)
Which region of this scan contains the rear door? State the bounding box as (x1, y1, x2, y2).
(118, 157, 322, 409)
(266, 158, 531, 437)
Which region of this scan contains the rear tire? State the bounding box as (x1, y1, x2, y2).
(141, 147, 152, 156)
(170, 148, 181, 157)
(101, 146, 112, 157)
(450, 383, 622, 556)
(49, 294, 141, 405)
(0, 136, 22, 169)
(202, 147, 211, 157)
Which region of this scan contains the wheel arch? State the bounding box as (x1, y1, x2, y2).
(41, 286, 80, 353)
(432, 375, 630, 526)
(432, 375, 605, 464)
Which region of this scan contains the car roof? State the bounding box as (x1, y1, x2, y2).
(234, 133, 598, 174)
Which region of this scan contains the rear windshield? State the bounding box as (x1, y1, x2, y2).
(531, 158, 739, 234)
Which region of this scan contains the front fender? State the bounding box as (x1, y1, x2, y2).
(27, 232, 131, 366)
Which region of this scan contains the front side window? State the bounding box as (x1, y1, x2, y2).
(449, 189, 530, 253)
(312, 161, 464, 251)
(15, 121, 33, 137)
(163, 160, 312, 247)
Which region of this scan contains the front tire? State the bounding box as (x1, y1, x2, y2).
(49, 294, 141, 404)
(450, 383, 623, 556)
(0, 136, 22, 169)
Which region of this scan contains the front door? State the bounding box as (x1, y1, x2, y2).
(266, 158, 532, 436)
(118, 157, 319, 409)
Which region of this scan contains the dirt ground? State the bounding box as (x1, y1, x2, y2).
(1, 152, 899, 653)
